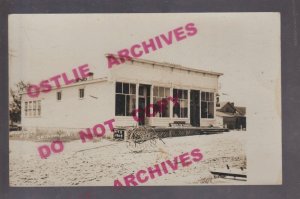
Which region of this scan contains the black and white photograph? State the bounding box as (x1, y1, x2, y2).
(8, 13, 281, 186)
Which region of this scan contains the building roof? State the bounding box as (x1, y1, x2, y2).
(217, 101, 246, 117)
(106, 54, 223, 77)
(21, 56, 222, 96)
(235, 106, 246, 115)
(216, 111, 235, 118)
(21, 77, 108, 95)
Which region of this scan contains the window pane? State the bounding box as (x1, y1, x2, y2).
(180, 100, 188, 118)
(173, 89, 177, 98)
(181, 107, 188, 118)
(183, 90, 188, 99)
(201, 101, 208, 118)
(139, 86, 144, 96)
(153, 87, 158, 96)
(38, 101, 41, 116)
(116, 82, 122, 93)
(123, 83, 129, 94)
(208, 102, 214, 118)
(79, 89, 84, 98)
(210, 93, 214, 102)
(29, 102, 32, 116)
(184, 107, 188, 117)
(25, 102, 28, 116)
(57, 92, 61, 100)
(33, 101, 36, 116)
(184, 100, 188, 117)
(153, 97, 160, 117)
(126, 95, 136, 116)
(160, 98, 170, 117)
(173, 99, 180, 118)
(178, 90, 182, 99)
(115, 94, 125, 116)
(159, 87, 164, 97)
(165, 88, 170, 97)
(201, 92, 205, 101)
(130, 84, 136, 94)
(146, 97, 150, 107)
(146, 87, 150, 96)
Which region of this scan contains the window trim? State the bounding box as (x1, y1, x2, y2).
(24, 102, 28, 117)
(57, 91, 62, 101)
(173, 88, 188, 118)
(201, 91, 215, 119)
(153, 86, 171, 118)
(24, 100, 41, 118)
(79, 88, 85, 99)
(115, 82, 136, 117)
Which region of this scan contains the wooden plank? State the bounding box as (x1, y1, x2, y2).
(210, 168, 247, 178)
(210, 171, 247, 178)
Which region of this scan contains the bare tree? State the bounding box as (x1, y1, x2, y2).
(9, 81, 28, 125)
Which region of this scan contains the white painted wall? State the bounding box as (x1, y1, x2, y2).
(22, 80, 114, 131)
(21, 60, 221, 131)
(108, 61, 218, 91)
(109, 60, 220, 127)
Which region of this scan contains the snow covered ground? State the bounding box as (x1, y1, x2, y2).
(9, 131, 246, 186)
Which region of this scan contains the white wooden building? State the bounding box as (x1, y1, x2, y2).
(21, 55, 223, 133)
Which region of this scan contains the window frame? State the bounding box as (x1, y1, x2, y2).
(201, 91, 215, 119)
(24, 102, 28, 116)
(115, 82, 136, 117)
(153, 86, 171, 118)
(33, 101, 36, 116)
(173, 88, 188, 118)
(24, 100, 41, 117)
(57, 91, 62, 101)
(79, 88, 85, 99)
(37, 100, 41, 116)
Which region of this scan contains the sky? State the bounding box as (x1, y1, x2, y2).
(9, 13, 280, 106)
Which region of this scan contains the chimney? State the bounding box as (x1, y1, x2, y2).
(87, 72, 94, 80)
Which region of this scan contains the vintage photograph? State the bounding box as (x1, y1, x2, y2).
(8, 13, 281, 186)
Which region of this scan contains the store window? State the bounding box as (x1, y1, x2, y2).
(173, 89, 188, 118)
(115, 82, 136, 116)
(201, 92, 214, 118)
(153, 86, 170, 117)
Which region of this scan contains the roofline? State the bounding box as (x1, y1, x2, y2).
(218, 102, 246, 116)
(105, 54, 223, 76)
(21, 77, 108, 95)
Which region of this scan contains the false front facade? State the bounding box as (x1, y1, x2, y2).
(21, 55, 223, 133)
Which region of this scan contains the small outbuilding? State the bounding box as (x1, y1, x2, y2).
(216, 102, 246, 130)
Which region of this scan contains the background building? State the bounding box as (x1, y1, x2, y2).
(216, 102, 246, 130)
